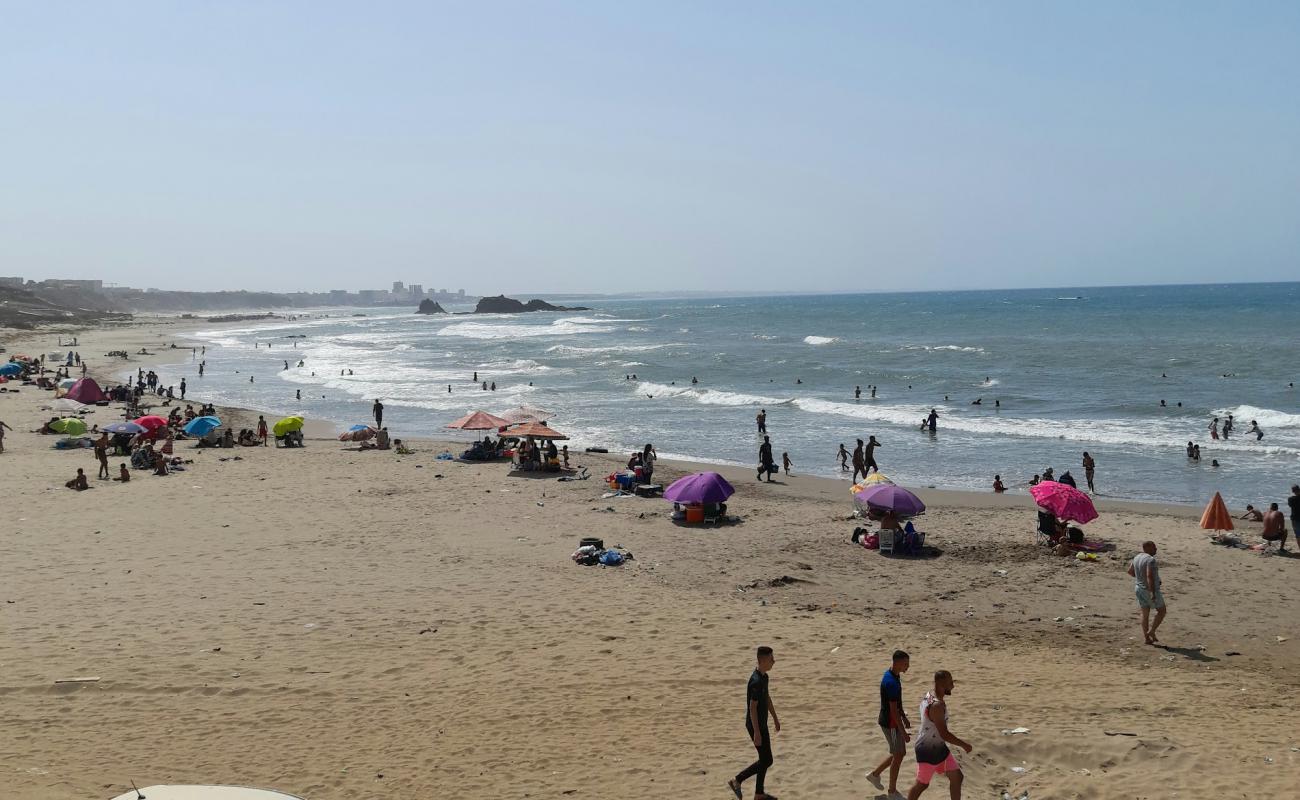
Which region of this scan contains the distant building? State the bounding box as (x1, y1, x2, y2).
(328, 289, 349, 303)
(409, 283, 423, 297)
(458, 289, 465, 297)
(358, 289, 383, 303)
(392, 281, 404, 294)
(40, 279, 104, 291)
(0, 276, 24, 288)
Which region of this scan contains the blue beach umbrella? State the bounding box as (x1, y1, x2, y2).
(0, 363, 22, 376)
(184, 416, 222, 437)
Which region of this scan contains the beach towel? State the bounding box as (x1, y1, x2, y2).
(599, 550, 626, 566)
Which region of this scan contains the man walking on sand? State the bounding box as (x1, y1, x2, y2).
(729, 646, 780, 800)
(1128, 541, 1166, 644)
(905, 670, 972, 800)
(868, 650, 911, 796)
(257, 415, 269, 447)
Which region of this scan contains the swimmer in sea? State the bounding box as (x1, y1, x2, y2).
(970, 398, 982, 405)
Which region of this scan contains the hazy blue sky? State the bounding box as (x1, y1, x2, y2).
(2, 2, 1297, 294)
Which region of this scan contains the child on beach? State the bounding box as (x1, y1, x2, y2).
(782, 452, 792, 475)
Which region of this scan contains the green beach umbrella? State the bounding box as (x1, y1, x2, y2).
(50, 417, 88, 436)
(272, 415, 305, 437)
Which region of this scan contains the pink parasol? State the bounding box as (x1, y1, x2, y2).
(1030, 480, 1098, 524)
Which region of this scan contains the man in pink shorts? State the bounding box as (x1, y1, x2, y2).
(906, 670, 973, 799)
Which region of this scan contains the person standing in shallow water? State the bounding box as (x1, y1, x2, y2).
(1082, 452, 1096, 493)
(373, 399, 384, 429)
(756, 409, 767, 434)
(728, 646, 780, 800)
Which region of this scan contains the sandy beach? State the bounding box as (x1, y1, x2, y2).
(2, 320, 1298, 799)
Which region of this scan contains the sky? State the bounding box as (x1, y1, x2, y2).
(1, 2, 1297, 295)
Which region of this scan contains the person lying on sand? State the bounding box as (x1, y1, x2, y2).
(65, 468, 89, 491)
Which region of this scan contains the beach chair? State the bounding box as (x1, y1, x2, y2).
(879, 528, 897, 555)
(1035, 511, 1056, 546)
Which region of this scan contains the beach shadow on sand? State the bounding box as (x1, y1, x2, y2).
(1159, 644, 1220, 662)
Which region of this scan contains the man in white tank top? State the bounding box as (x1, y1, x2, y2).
(906, 670, 973, 799)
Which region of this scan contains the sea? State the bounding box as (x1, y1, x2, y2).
(157, 283, 1298, 507)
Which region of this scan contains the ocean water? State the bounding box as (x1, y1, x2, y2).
(162, 284, 1298, 506)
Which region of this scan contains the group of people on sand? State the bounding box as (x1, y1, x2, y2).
(728, 647, 973, 800)
(1236, 486, 1300, 551)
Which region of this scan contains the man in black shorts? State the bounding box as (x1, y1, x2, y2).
(1289, 486, 1300, 545)
(868, 650, 911, 795)
(864, 435, 882, 474)
(730, 646, 780, 800)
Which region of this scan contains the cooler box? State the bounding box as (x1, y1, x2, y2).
(685, 505, 705, 523)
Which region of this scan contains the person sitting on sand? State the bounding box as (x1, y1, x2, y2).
(1238, 505, 1264, 522)
(114, 463, 131, 482)
(1262, 503, 1288, 551)
(1042, 467, 1054, 481)
(992, 475, 1005, 493)
(66, 468, 89, 491)
(394, 439, 413, 455)
(221, 429, 235, 449)
(376, 427, 391, 450)
(153, 453, 169, 476)
(1058, 470, 1077, 488)
(1029, 474, 1041, 486)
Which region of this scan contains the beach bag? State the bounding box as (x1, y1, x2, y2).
(599, 550, 626, 567)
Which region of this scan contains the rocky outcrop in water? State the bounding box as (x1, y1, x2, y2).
(473, 295, 589, 314)
(416, 299, 446, 314)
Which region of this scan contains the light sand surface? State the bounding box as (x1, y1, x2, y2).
(3, 321, 1299, 799)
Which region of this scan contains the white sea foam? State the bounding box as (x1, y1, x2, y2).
(437, 320, 616, 339)
(637, 382, 793, 407)
(902, 344, 985, 353)
(545, 343, 674, 355)
(804, 335, 839, 345)
(1222, 405, 1300, 429)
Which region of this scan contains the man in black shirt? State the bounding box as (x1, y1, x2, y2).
(729, 646, 780, 800)
(1290, 486, 1300, 539)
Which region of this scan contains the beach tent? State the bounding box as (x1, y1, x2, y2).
(504, 421, 569, 440)
(272, 415, 305, 437)
(1199, 492, 1234, 532)
(850, 472, 895, 496)
(65, 377, 107, 404)
(109, 787, 305, 800)
(447, 410, 510, 430)
(0, 363, 22, 377)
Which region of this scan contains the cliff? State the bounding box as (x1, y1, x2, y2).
(416, 299, 446, 314)
(473, 295, 590, 314)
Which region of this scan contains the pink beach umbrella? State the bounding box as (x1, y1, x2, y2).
(1029, 480, 1098, 524)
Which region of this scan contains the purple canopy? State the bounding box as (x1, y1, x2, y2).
(663, 471, 735, 504)
(854, 483, 926, 516)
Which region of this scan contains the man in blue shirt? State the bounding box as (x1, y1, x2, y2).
(868, 649, 911, 795)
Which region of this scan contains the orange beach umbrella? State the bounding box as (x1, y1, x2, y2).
(1199, 492, 1234, 532)
(446, 410, 510, 431)
(505, 421, 569, 440)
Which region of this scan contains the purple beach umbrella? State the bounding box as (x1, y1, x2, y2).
(663, 471, 735, 504)
(854, 483, 926, 517)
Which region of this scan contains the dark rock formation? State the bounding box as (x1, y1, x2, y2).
(473, 295, 589, 314)
(416, 299, 446, 314)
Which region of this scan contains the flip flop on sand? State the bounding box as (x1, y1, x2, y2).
(727, 778, 742, 799)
